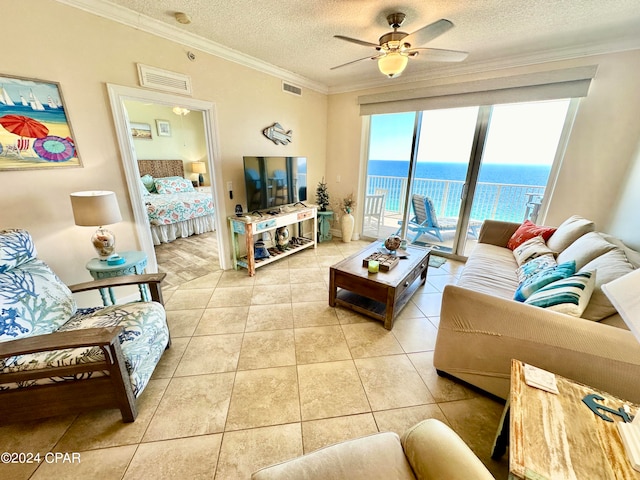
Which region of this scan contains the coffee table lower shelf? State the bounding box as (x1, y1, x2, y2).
(334, 275, 424, 324)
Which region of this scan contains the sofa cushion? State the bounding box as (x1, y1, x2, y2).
(512, 236, 556, 266)
(506, 220, 557, 250)
(557, 232, 617, 270)
(516, 254, 557, 283)
(0, 258, 76, 342)
(514, 261, 576, 302)
(457, 243, 519, 299)
(580, 248, 635, 321)
(546, 215, 595, 253)
(524, 270, 595, 317)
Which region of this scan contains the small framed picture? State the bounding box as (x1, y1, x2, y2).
(156, 119, 171, 137)
(130, 122, 152, 139)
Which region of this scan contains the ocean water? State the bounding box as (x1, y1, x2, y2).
(367, 160, 551, 222)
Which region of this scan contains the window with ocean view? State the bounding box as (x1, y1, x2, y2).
(364, 99, 573, 257)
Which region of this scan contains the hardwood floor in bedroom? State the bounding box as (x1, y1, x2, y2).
(154, 231, 220, 289)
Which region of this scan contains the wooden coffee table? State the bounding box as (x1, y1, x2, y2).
(492, 359, 640, 479)
(329, 242, 430, 330)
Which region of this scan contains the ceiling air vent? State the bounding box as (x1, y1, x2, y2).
(282, 81, 302, 97)
(137, 64, 192, 95)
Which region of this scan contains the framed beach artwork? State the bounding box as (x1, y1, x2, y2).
(155, 119, 171, 137)
(130, 122, 152, 140)
(0, 74, 82, 171)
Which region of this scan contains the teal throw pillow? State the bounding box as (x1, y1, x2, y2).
(141, 174, 156, 193)
(514, 260, 576, 302)
(525, 270, 595, 317)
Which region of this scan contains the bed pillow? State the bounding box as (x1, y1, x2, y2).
(512, 235, 556, 266)
(524, 270, 596, 317)
(139, 177, 150, 196)
(154, 176, 195, 194)
(507, 220, 557, 250)
(141, 174, 156, 193)
(546, 215, 595, 253)
(514, 260, 576, 302)
(516, 253, 557, 283)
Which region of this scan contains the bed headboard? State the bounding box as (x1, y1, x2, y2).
(138, 160, 185, 179)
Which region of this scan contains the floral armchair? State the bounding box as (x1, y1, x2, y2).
(0, 229, 170, 424)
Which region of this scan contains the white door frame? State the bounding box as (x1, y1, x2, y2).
(107, 83, 230, 272)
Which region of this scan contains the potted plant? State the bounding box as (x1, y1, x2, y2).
(340, 193, 356, 243)
(315, 177, 330, 212)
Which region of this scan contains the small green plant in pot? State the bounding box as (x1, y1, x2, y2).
(316, 177, 330, 211)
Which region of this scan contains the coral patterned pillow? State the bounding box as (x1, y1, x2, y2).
(154, 176, 195, 194)
(507, 220, 557, 250)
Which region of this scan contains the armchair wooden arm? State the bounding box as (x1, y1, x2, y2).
(68, 273, 166, 305)
(0, 325, 138, 423)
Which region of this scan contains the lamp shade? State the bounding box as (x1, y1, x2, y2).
(70, 191, 122, 227)
(378, 52, 408, 78)
(191, 161, 206, 174)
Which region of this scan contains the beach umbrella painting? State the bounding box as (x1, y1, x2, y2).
(0, 114, 49, 138)
(33, 136, 75, 162)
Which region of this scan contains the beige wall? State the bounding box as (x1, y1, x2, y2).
(326, 49, 640, 248)
(0, 0, 327, 286)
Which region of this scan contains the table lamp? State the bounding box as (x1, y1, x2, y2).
(602, 269, 640, 471)
(70, 191, 124, 264)
(192, 161, 206, 186)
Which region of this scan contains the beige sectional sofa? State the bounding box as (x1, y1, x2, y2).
(434, 216, 640, 403)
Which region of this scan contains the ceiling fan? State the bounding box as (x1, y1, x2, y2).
(332, 12, 468, 78)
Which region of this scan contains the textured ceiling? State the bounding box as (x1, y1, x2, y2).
(94, 0, 640, 92)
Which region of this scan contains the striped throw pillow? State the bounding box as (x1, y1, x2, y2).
(524, 270, 596, 317)
(514, 261, 576, 302)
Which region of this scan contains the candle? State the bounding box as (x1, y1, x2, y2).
(368, 260, 379, 274)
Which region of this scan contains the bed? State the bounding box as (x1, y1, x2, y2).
(138, 159, 216, 245)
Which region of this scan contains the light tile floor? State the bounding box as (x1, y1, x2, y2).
(1, 238, 509, 480)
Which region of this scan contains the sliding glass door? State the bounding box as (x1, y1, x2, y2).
(364, 98, 574, 258)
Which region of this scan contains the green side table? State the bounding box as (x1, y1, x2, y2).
(86, 251, 149, 306)
(317, 210, 333, 243)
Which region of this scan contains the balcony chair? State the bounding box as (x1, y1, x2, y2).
(363, 192, 386, 237)
(252, 418, 495, 480)
(398, 194, 482, 243)
(0, 229, 170, 424)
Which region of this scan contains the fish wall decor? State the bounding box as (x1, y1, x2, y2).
(262, 122, 292, 145)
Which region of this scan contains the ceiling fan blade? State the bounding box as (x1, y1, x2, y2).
(330, 54, 383, 70)
(334, 35, 380, 48)
(407, 48, 468, 62)
(403, 19, 454, 47)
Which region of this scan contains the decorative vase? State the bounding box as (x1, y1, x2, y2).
(341, 212, 354, 243)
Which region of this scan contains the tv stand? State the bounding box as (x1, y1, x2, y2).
(229, 205, 317, 276)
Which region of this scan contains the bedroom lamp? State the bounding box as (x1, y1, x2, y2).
(602, 269, 640, 471)
(70, 191, 124, 264)
(192, 161, 206, 186)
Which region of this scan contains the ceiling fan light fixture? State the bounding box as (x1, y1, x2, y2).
(378, 52, 408, 78)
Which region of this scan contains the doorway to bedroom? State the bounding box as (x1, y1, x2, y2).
(107, 84, 228, 286)
(123, 100, 221, 288)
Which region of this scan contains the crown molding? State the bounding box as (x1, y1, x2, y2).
(55, 0, 329, 94)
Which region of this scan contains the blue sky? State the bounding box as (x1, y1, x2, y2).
(369, 100, 570, 165)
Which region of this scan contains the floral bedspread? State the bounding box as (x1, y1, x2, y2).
(144, 192, 214, 226)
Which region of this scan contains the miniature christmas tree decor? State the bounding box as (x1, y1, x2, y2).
(316, 177, 330, 211)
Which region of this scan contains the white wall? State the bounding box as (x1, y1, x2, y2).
(0, 0, 327, 286)
(326, 49, 640, 248)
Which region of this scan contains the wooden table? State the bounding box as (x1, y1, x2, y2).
(493, 359, 640, 479)
(329, 242, 430, 330)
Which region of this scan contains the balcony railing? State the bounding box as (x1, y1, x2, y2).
(366, 175, 545, 223)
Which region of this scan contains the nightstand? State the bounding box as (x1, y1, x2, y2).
(86, 251, 149, 306)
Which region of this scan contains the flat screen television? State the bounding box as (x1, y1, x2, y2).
(243, 156, 307, 211)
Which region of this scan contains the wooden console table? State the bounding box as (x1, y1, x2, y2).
(229, 205, 317, 276)
(329, 242, 430, 330)
(492, 359, 640, 479)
